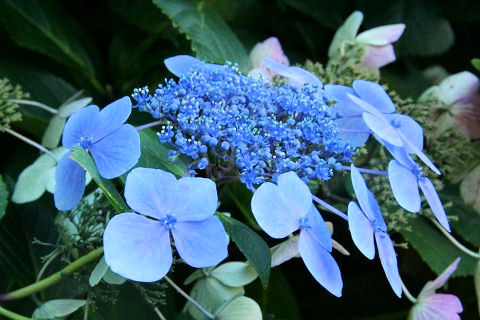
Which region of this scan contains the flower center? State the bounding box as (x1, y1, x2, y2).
(412, 165, 424, 180)
(299, 217, 311, 230)
(159, 213, 177, 230)
(371, 219, 386, 234)
(389, 118, 401, 128)
(78, 136, 94, 149)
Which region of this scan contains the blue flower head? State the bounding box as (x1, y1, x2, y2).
(54, 97, 140, 210)
(103, 168, 229, 282)
(132, 55, 354, 188)
(348, 165, 402, 297)
(251, 171, 343, 297)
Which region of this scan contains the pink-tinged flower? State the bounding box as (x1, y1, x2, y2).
(408, 258, 463, 320)
(356, 24, 405, 69)
(439, 72, 480, 139)
(249, 37, 289, 78)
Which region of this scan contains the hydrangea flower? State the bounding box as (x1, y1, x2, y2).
(132, 56, 353, 188)
(421, 71, 480, 139)
(249, 37, 289, 78)
(54, 97, 140, 210)
(251, 171, 342, 297)
(326, 80, 440, 175)
(103, 168, 229, 282)
(408, 258, 462, 320)
(355, 24, 405, 69)
(387, 145, 450, 231)
(348, 165, 402, 297)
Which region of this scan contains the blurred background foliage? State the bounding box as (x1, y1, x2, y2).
(0, 0, 479, 319)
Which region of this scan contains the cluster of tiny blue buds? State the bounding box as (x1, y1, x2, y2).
(132, 64, 356, 188)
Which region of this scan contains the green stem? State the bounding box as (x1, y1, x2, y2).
(430, 218, 480, 259)
(0, 307, 33, 320)
(10, 99, 58, 114)
(5, 128, 56, 160)
(2, 247, 103, 301)
(400, 280, 417, 304)
(164, 276, 215, 319)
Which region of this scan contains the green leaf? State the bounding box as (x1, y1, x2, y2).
(0, 175, 7, 220)
(184, 269, 206, 285)
(473, 58, 480, 71)
(217, 213, 271, 287)
(135, 129, 188, 177)
(221, 183, 259, 231)
(185, 277, 244, 320)
(89, 256, 108, 287)
(212, 262, 258, 287)
(328, 11, 364, 58)
(445, 195, 480, 247)
(270, 235, 300, 267)
(216, 296, 262, 320)
(152, 0, 251, 72)
(0, 0, 96, 76)
(70, 147, 129, 213)
(400, 216, 477, 276)
(475, 259, 480, 316)
(32, 299, 86, 318)
(109, 0, 167, 33)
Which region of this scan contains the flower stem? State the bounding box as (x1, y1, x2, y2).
(164, 276, 215, 319)
(401, 280, 417, 304)
(2, 247, 104, 301)
(0, 307, 33, 320)
(340, 165, 387, 176)
(135, 120, 165, 131)
(430, 218, 480, 259)
(5, 128, 56, 160)
(313, 195, 348, 221)
(9, 99, 58, 114)
(338, 128, 371, 134)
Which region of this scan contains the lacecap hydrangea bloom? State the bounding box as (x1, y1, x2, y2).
(103, 168, 228, 282)
(251, 171, 342, 297)
(132, 55, 355, 188)
(55, 97, 140, 210)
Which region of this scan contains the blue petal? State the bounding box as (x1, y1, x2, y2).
(172, 216, 228, 268)
(363, 113, 404, 146)
(103, 213, 172, 282)
(419, 178, 450, 232)
(352, 80, 395, 114)
(263, 57, 322, 88)
(367, 191, 387, 231)
(90, 124, 140, 179)
(62, 105, 99, 148)
(54, 151, 86, 210)
(164, 55, 223, 77)
(303, 206, 332, 251)
(402, 139, 441, 175)
(377, 136, 416, 169)
(388, 160, 421, 212)
(394, 114, 424, 152)
(298, 229, 343, 297)
(277, 172, 313, 218)
(124, 168, 178, 219)
(325, 85, 362, 117)
(350, 165, 375, 221)
(172, 177, 218, 222)
(251, 182, 302, 238)
(347, 93, 387, 120)
(375, 233, 402, 297)
(335, 118, 371, 147)
(348, 202, 375, 259)
(94, 97, 132, 141)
